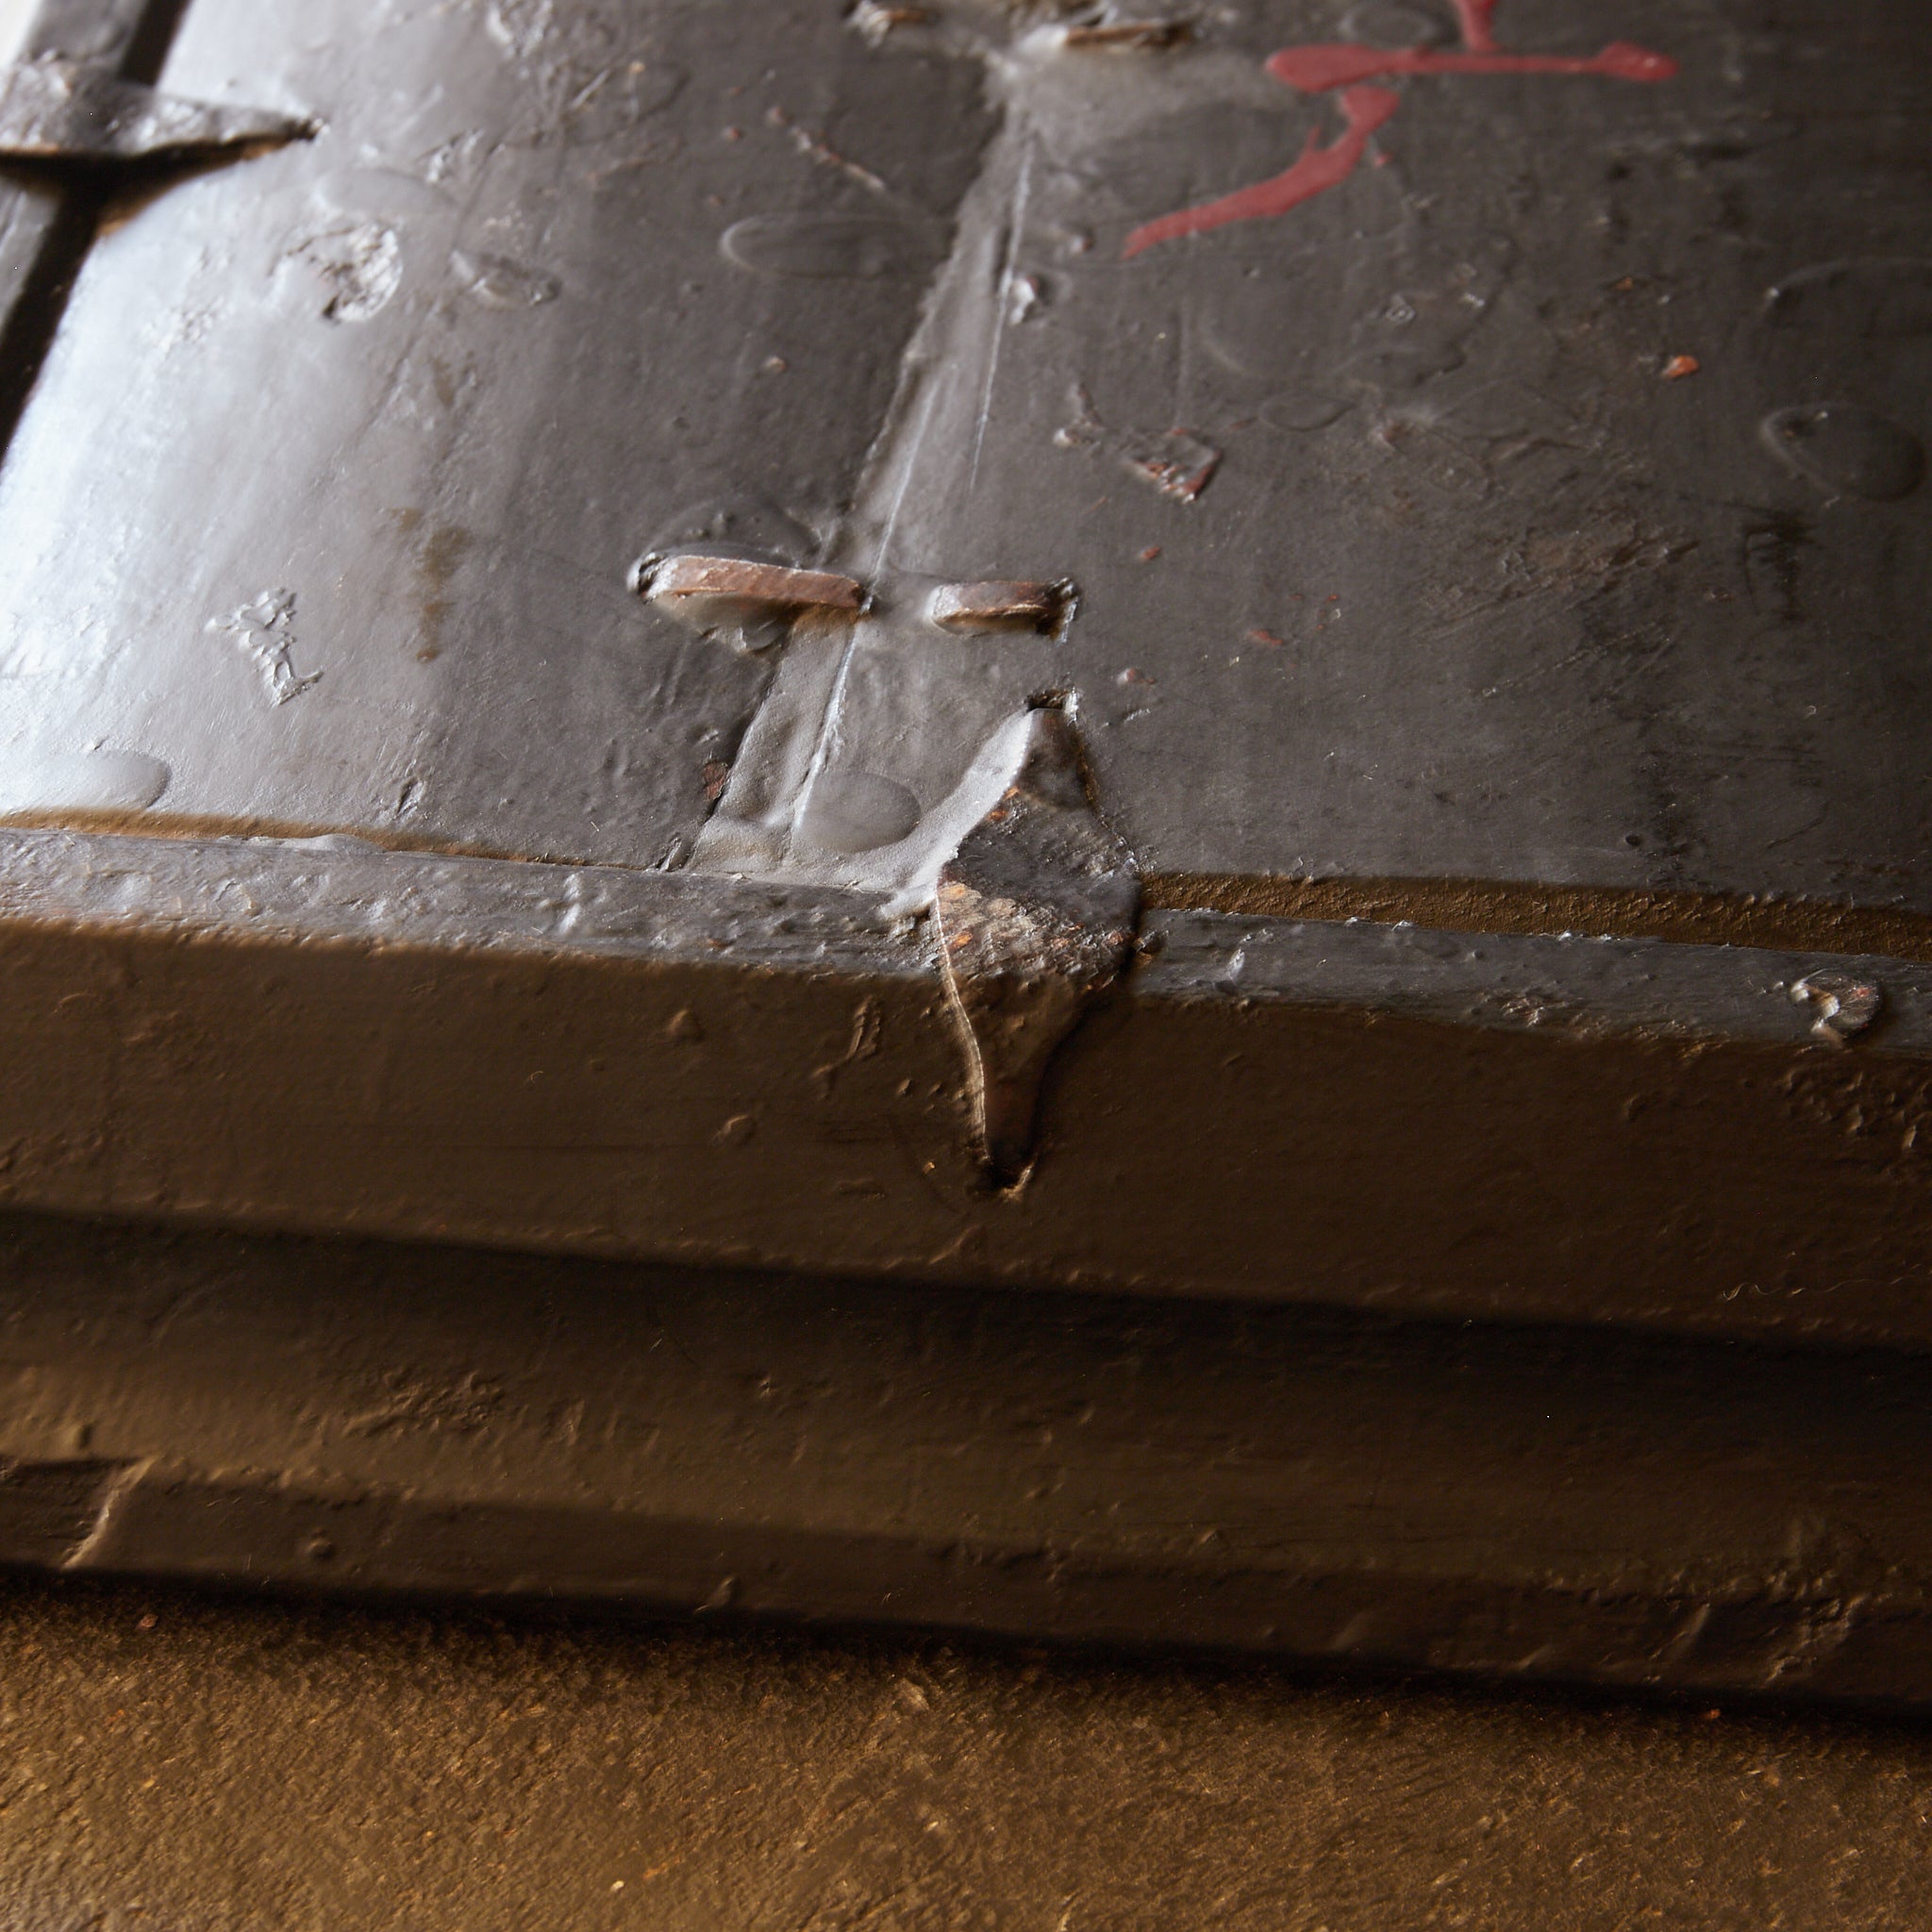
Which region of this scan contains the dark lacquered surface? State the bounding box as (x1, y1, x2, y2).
(0, 0, 1924, 1337)
(10, 1206, 1932, 1701)
(0, 0, 1924, 922)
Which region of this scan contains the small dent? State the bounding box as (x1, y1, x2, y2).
(453, 249, 560, 308)
(289, 218, 402, 323)
(208, 590, 323, 705)
(721, 211, 945, 281)
(797, 770, 923, 855)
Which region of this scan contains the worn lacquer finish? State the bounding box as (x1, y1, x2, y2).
(698, 0, 1932, 925)
(0, 0, 995, 866)
(0, 0, 1923, 1343)
(0, 0, 1921, 929)
(8, 1208, 1932, 1703)
(2, 824, 1930, 1348)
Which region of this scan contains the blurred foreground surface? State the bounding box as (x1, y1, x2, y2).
(0, 1575, 1928, 1929)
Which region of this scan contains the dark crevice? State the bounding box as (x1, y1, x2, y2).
(115, 0, 194, 87)
(0, 183, 105, 455)
(1143, 871, 1932, 964)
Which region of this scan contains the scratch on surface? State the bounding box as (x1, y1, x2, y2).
(874, 362, 945, 580)
(766, 103, 891, 196)
(967, 137, 1034, 499)
(782, 364, 950, 858)
(1476, 633, 1672, 700)
(60, 1459, 150, 1570)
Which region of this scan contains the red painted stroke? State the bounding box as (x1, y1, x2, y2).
(1454, 0, 1501, 52)
(1120, 0, 1677, 258)
(1123, 84, 1399, 258)
(1267, 40, 1677, 92)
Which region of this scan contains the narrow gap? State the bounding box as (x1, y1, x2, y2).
(0, 186, 103, 450)
(1141, 871, 1932, 964)
(3, 807, 1927, 964)
(116, 0, 192, 85)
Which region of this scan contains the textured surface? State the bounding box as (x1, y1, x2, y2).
(5, 1208, 1932, 1701)
(0, 0, 996, 865)
(1, 1574, 1931, 1928)
(697, 0, 1932, 926)
(2, 826, 1930, 1343)
(0, 55, 311, 160)
(0, 0, 1924, 1334)
(0, 0, 1924, 929)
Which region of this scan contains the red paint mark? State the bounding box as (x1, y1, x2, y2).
(1246, 627, 1286, 647)
(1124, 85, 1398, 258)
(1138, 544, 1162, 560)
(1266, 41, 1676, 92)
(1123, 0, 1676, 257)
(1455, 0, 1501, 53)
(1660, 353, 1701, 379)
(1122, 427, 1223, 497)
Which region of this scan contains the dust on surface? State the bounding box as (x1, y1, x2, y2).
(0, 1576, 1928, 1929)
